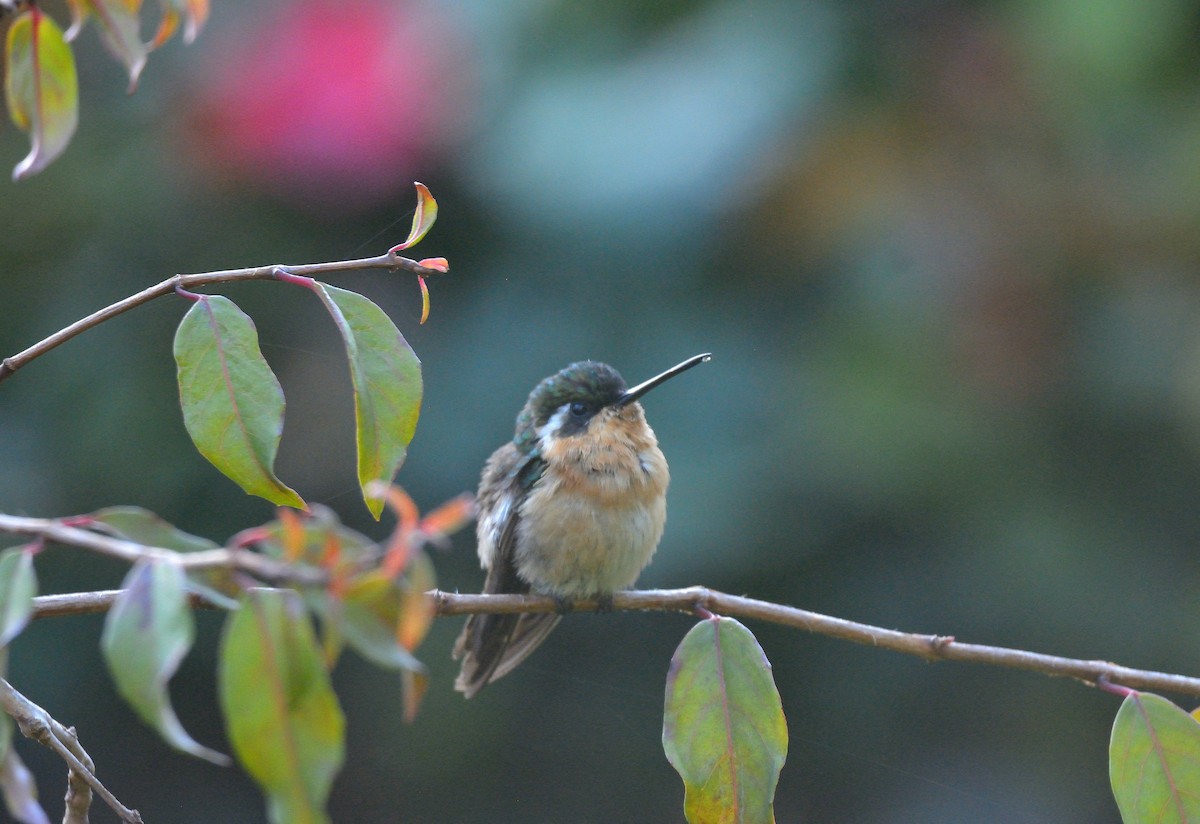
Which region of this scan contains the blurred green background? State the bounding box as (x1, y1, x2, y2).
(4, 0, 1200, 820)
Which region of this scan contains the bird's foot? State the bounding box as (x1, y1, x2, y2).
(594, 594, 614, 614)
(553, 596, 576, 615)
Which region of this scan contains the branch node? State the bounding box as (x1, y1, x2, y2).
(272, 266, 315, 289)
(174, 282, 203, 301)
(1096, 674, 1135, 699)
(928, 634, 955, 656)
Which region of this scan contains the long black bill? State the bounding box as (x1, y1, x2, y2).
(617, 353, 711, 407)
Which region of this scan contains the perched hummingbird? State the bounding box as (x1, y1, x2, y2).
(453, 353, 710, 697)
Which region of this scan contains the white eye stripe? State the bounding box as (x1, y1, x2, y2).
(536, 404, 572, 451)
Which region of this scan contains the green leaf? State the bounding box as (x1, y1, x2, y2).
(0, 550, 35, 648)
(219, 589, 345, 824)
(663, 617, 788, 824)
(388, 182, 438, 251)
(88, 505, 219, 553)
(312, 284, 421, 519)
(1110, 691, 1200, 823)
(102, 559, 229, 765)
(174, 294, 305, 509)
(63, 0, 146, 90)
(5, 7, 79, 180)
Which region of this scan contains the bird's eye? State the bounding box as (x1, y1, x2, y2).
(569, 401, 588, 417)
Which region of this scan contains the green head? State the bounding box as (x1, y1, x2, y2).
(512, 354, 711, 454)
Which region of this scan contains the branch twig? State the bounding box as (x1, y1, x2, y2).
(0, 251, 445, 383)
(0, 513, 326, 586)
(0, 679, 142, 823)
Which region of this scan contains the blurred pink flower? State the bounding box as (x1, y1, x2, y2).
(187, 0, 471, 212)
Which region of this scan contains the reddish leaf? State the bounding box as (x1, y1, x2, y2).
(244, 507, 377, 569)
(388, 182, 438, 252)
(371, 483, 419, 577)
(394, 549, 436, 653)
(5, 8, 78, 180)
(417, 493, 475, 543)
(416, 257, 449, 272)
(401, 669, 429, 725)
(149, 0, 209, 47)
(277, 508, 308, 563)
(417, 276, 430, 325)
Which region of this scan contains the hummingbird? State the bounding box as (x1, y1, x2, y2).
(453, 353, 710, 697)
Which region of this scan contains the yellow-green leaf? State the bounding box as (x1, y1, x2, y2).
(219, 589, 344, 824)
(102, 559, 229, 765)
(0, 550, 35, 649)
(1111, 691, 1200, 823)
(663, 617, 788, 824)
(5, 8, 78, 180)
(311, 284, 421, 519)
(388, 182, 438, 252)
(63, 0, 146, 90)
(174, 294, 305, 509)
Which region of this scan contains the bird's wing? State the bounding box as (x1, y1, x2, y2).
(453, 454, 561, 698)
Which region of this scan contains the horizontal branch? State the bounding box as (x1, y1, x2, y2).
(432, 587, 1200, 698)
(31, 589, 219, 620)
(7, 510, 1200, 699)
(0, 251, 445, 383)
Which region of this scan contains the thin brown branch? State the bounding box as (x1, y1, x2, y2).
(0, 251, 445, 383)
(0, 679, 143, 823)
(0, 513, 326, 586)
(59, 725, 95, 824)
(31, 589, 219, 620)
(432, 587, 1200, 699)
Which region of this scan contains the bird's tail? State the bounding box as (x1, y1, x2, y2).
(452, 611, 562, 698)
